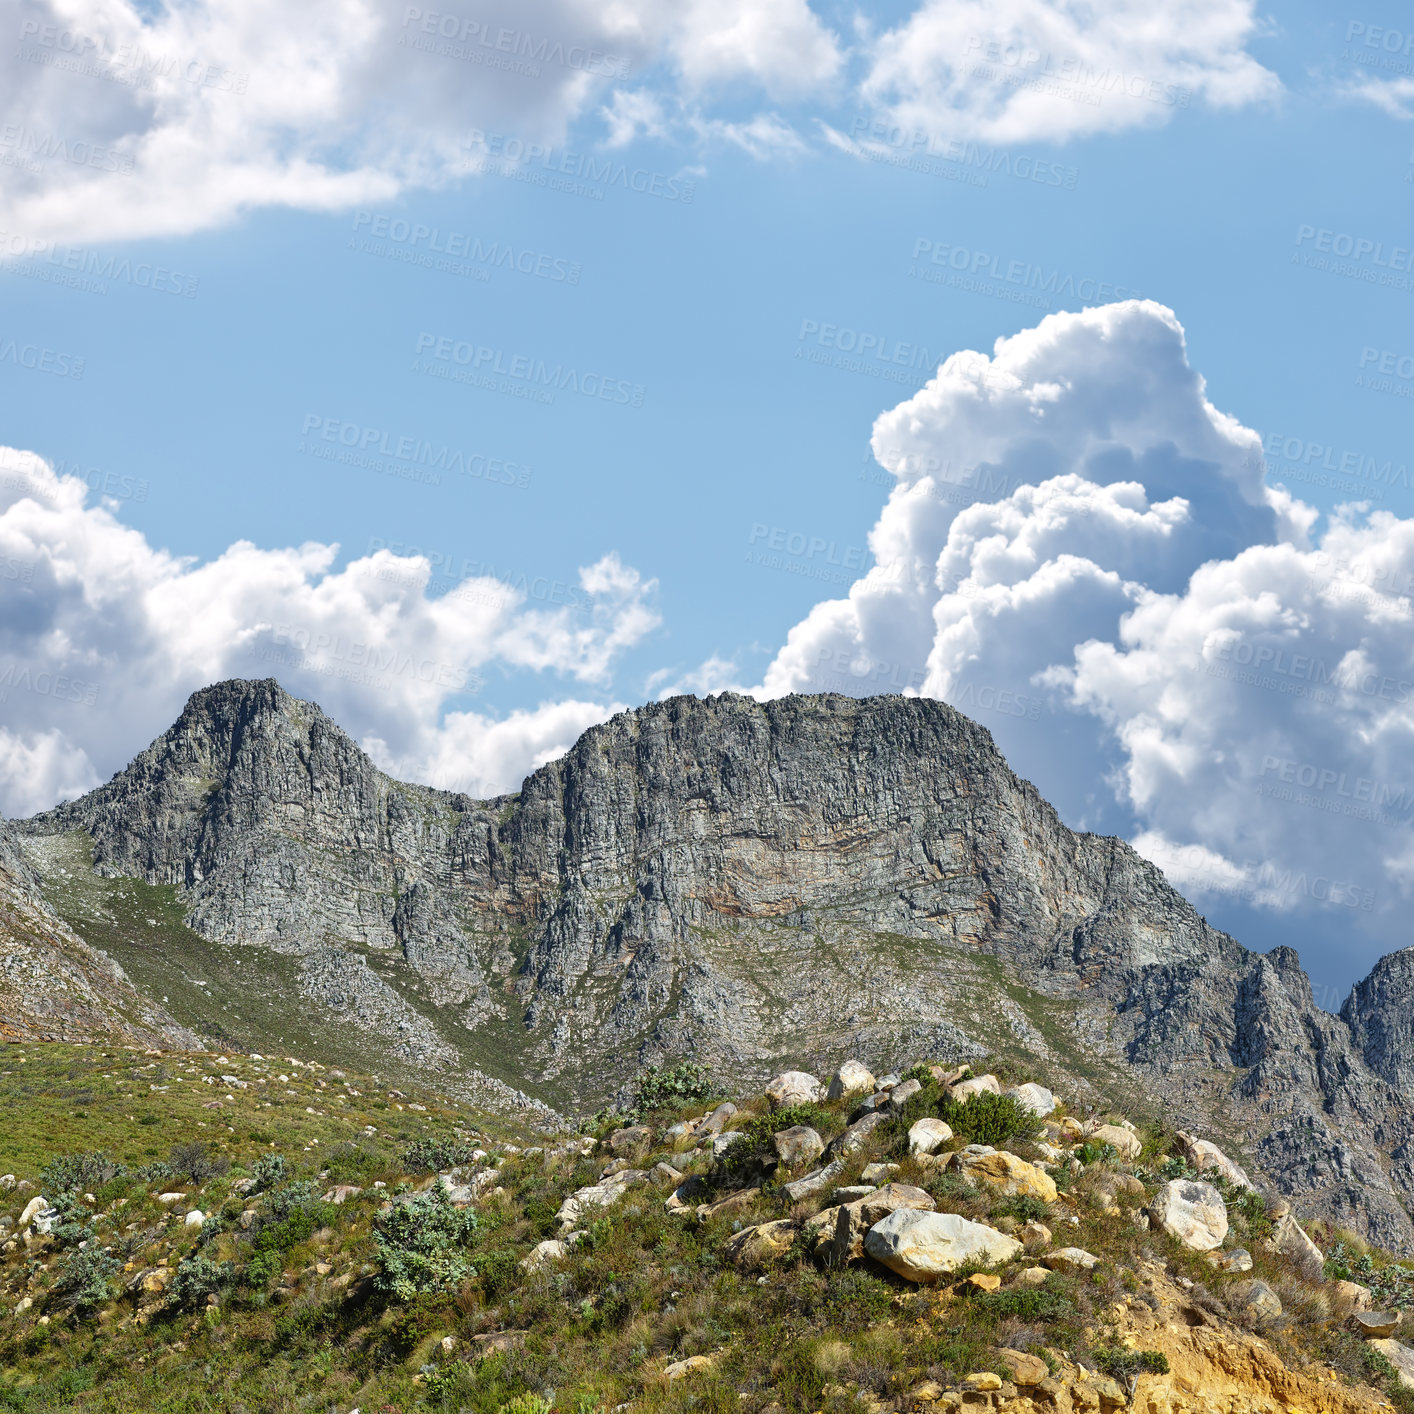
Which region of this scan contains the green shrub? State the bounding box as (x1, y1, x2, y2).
(500, 1396, 552, 1414)
(631, 1060, 719, 1115)
(993, 1194, 1051, 1224)
(50, 1245, 119, 1316)
(474, 1248, 519, 1297)
(40, 1151, 125, 1195)
(969, 1288, 1075, 1322)
(1075, 1141, 1118, 1167)
(402, 1136, 478, 1173)
(716, 1102, 832, 1184)
(248, 1152, 287, 1193)
(373, 1182, 481, 1299)
(168, 1255, 234, 1311)
(1092, 1347, 1170, 1379)
(935, 1089, 1040, 1147)
(247, 1181, 331, 1256)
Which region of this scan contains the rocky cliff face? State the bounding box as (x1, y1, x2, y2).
(16, 680, 1414, 1247)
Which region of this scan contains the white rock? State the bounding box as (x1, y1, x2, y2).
(0, 1176, 14, 1191)
(1369, 1340, 1414, 1390)
(1087, 1123, 1142, 1160)
(17, 1196, 47, 1228)
(1152, 1179, 1229, 1251)
(185, 1210, 205, 1228)
(863, 1209, 1022, 1282)
(764, 1071, 824, 1109)
(908, 1117, 955, 1156)
(949, 1074, 1001, 1103)
(1270, 1212, 1325, 1279)
(157, 1192, 187, 1205)
(1175, 1132, 1254, 1190)
(1008, 1083, 1057, 1117)
(827, 1061, 877, 1101)
(1043, 1247, 1099, 1274)
(522, 1239, 569, 1270)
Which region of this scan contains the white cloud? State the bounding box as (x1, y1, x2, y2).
(1337, 75, 1414, 120)
(0, 449, 656, 816)
(859, 0, 1279, 146)
(0, 0, 842, 248)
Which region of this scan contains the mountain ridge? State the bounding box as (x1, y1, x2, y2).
(10, 678, 1414, 1248)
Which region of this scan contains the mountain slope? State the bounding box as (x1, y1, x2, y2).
(16, 680, 1414, 1247)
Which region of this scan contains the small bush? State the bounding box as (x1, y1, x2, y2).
(500, 1396, 552, 1414)
(168, 1142, 229, 1185)
(50, 1245, 119, 1316)
(248, 1152, 287, 1192)
(969, 1288, 1075, 1322)
(373, 1182, 481, 1299)
(1075, 1141, 1118, 1167)
(402, 1136, 477, 1173)
(716, 1102, 832, 1185)
(248, 1181, 330, 1255)
(631, 1060, 719, 1115)
(168, 1255, 234, 1310)
(993, 1194, 1050, 1224)
(1092, 1347, 1170, 1380)
(935, 1090, 1040, 1147)
(40, 1151, 125, 1195)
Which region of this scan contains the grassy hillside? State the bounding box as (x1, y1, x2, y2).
(2, 1043, 1412, 1414)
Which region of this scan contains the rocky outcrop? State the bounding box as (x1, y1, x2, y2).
(16, 681, 1414, 1246)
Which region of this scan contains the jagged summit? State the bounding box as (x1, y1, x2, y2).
(11, 680, 1414, 1247)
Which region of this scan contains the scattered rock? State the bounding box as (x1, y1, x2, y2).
(907, 1117, 954, 1156)
(726, 1220, 798, 1269)
(962, 1372, 1001, 1392)
(825, 1183, 937, 1265)
(1353, 1311, 1401, 1339)
(963, 1273, 1000, 1292)
(1087, 1123, 1142, 1160)
(949, 1074, 1001, 1103)
(1174, 1131, 1254, 1190)
(831, 1185, 877, 1204)
(773, 1125, 824, 1168)
(826, 1112, 889, 1160)
(950, 1146, 1057, 1202)
(1331, 1279, 1373, 1314)
(1208, 1247, 1253, 1273)
(997, 1348, 1049, 1386)
(863, 1209, 1022, 1282)
(1270, 1212, 1325, 1280)
(861, 1162, 901, 1184)
(1020, 1221, 1051, 1249)
(664, 1355, 712, 1381)
(1369, 1339, 1414, 1389)
(1008, 1083, 1057, 1117)
(522, 1239, 569, 1270)
(608, 1125, 652, 1156)
(17, 1195, 48, 1228)
(322, 1185, 362, 1204)
(156, 1193, 187, 1206)
(888, 1078, 922, 1110)
(827, 1061, 877, 1101)
(652, 1162, 683, 1186)
(784, 1161, 846, 1202)
(1014, 1266, 1050, 1288)
(471, 1331, 527, 1358)
(765, 1072, 824, 1109)
(1042, 1247, 1099, 1274)
(1230, 1279, 1283, 1321)
(1151, 1179, 1229, 1251)
(184, 1210, 205, 1228)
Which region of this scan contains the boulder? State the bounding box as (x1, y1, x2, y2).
(1331, 1279, 1373, 1315)
(1042, 1247, 1099, 1274)
(827, 1061, 877, 1101)
(803, 1205, 842, 1249)
(1151, 1179, 1228, 1251)
(699, 1103, 737, 1138)
(1087, 1124, 1142, 1160)
(17, 1196, 47, 1228)
(664, 1175, 708, 1212)
(863, 1209, 1021, 1283)
(908, 1118, 954, 1156)
(1014, 1266, 1051, 1287)
(784, 1160, 845, 1202)
(951, 1147, 1057, 1202)
(861, 1162, 901, 1184)
(831, 1186, 876, 1203)
(964, 1273, 1001, 1292)
(997, 1348, 1049, 1386)
(824, 1183, 936, 1265)
(664, 1356, 712, 1381)
(725, 1219, 798, 1269)
(1020, 1221, 1051, 1249)
(1369, 1340, 1414, 1390)
(1208, 1247, 1253, 1274)
(323, 1185, 362, 1204)
(826, 1110, 888, 1160)
(607, 1125, 652, 1156)
(765, 1072, 824, 1109)
(522, 1239, 569, 1270)
(1270, 1212, 1325, 1280)
(949, 1074, 1001, 1103)
(1354, 1311, 1401, 1339)
(1174, 1131, 1254, 1190)
(888, 1079, 923, 1111)
(184, 1210, 205, 1228)
(1008, 1083, 1058, 1117)
(1229, 1279, 1282, 1321)
(773, 1125, 824, 1169)
(652, 1162, 684, 1186)
(962, 1373, 1001, 1392)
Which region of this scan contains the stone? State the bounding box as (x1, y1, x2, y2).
(1369, 1339, 1414, 1389)
(725, 1219, 798, 1269)
(608, 1125, 652, 1155)
(1014, 1266, 1051, 1287)
(652, 1162, 684, 1186)
(471, 1331, 527, 1358)
(1229, 1279, 1282, 1321)
(1270, 1212, 1325, 1279)
(961, 1373, 1001, 1392)
(0, 1176, 13, 1191)
(664, 1356, 712, 1380)
(784, 1161, 846, 1203)
(1174, 1131, 1254, 1189)
(711, 1132, 750, 1163)
(1042, 1247, 1099, 1274)
(700, 1103, 737, 1137)
(13, 1296, 32, 1315)
(996, 1349, 1048, 1386)
(803, 1205, 842, 1248)
(1087, 1124, 1142, 1160)
(951, 1147, 1057, 1202)
(861, 1163, 901, 1184)
(1208, 1247, 1253, 1273)
(1354, 1311, 1401, 1338)
(765, 1071, 824, 1109)
(863, 1210, 1022, 1282)
(322, 1185, 362, 1204)
(825, 1183, 937, 1265)
(949, 1074, 1001, 1103)
(1151, 1179, 1228, 1251)
(157, 1192, 187, 1205)
(698, 1189, 758, 1221)
(831, 1185, 877, 1203)
(17, 1195, 47, 1228)
(440, 1335, 457, 1356)
(772, 1125, 825, 1168)
(826, 1111, 889, 1160)
(1331, 1279, 1373, 1314)
(908, 1118, 954, 1156)
(1020, 1221, 1051, 1249)
(522, 1239, 569, 1270)
(888, 1078, 923, 1110)
(1008, 1083, 1057, 1117)
(184, 1209, 205, 1227)
(665, 1175, 708, 1212)
(964, 1273, 1001, 1292)
(827, 1061, 877, 1101)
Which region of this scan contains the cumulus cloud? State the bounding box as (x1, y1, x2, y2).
(1337, 75, 1414, 120)
(859, 0, 1279, 146)
(753, 300, 1414, 980)
(0, 0, 842, 247)
(0, 449, 658, 816)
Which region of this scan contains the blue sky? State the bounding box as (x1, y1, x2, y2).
(6, 0, 1414, 1004)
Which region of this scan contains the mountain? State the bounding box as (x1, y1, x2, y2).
(13, 678, 1414, 1248)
